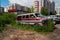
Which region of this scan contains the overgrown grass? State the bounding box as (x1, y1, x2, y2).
(0, 13, 55, 33)
(10, 20, 55, 33)
(0, 13, 16, 31)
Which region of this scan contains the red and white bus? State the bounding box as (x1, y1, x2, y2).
(16, 13, 48, 25)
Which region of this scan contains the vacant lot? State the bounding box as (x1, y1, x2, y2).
(0, 24, 60, 40)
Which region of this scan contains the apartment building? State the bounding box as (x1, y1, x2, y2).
(6, 3, 29, 12)
(34, 0, 55, 15)
(33, 0, 39, 13)
(41, 0, 55, 15)
(0, 7, 4, 14)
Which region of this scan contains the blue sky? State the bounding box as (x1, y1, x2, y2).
(0, 0, 60, 8)
(0, 0, 9, 7)
(55, 0, 60, 8)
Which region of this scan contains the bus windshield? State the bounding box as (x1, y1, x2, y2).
(35, 13, 44, 18)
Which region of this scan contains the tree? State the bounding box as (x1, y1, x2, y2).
(41, 7, 49, 16)
(27, 6, 34, 13)
(30, 6, 34, 13)
(28, 8, 31, 13)
(55, 11, 57, 15)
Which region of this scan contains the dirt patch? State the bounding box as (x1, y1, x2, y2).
(0, 27, 49, 40)
(0, 25, 60, 40)
(46, 28, 60, 40)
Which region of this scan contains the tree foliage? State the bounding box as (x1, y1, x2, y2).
(31, 6, 34, 13)
(0, 13, 16, 31)
(41, 7, 49, 16)
(11, 20, 55, 33)
(55, 11, 57, 15)
(28, 8, 31, 13)
(28, 6, 34, 13)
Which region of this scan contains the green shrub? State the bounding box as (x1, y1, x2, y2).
(41, 20, 55, 32)
(34, 24, 42, 32)
(0, 16, 5, 31)
(11, 20, 55, 33)
(3, 13, 16, 23)
(0, 13, 54, 33)
(0, 13, 16, 31)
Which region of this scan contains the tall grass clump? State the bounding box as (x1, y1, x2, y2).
(0, 12, 55, 33)
(0, 13, 16, 31)
(11, 20, 55, 33)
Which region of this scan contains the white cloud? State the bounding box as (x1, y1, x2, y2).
(9, 0, 34, 7)
(8, 0, 60, 7)
(54, 0, 60, 7)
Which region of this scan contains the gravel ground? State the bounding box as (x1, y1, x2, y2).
(0, 24, 60, 40)
(46, 24, 60, 40)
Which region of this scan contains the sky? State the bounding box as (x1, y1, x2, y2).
(0, 0, 60, 8)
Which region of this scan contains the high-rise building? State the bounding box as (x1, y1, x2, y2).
(50, 1, 55, 15)
(0, 0, 4, 14)
(41, 0, 48, 8)
(0, 0, 1, 7)
(6, 3, 29, 12)
(0, 7, 4, 14)
(34, 0, 55, 13)
(55, 7, 60, 15)
(7, 3, 22, 10)
(40, 0, 55, 15)
(33, 0, 39, 13)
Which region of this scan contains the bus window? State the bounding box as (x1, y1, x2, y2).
(26, 15, 29, 18)
(23, 16, 26, 18)
(17, 16, 21, 20)
(30, 14, 35, 18)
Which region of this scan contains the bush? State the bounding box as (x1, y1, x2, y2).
(0, 13, 16, 31)
(0, 13, 55, 33)
(3, 13, 16, 24)
(0, 16, 5, 31)
(11, 20, 55, 33)
(41, 7, 49, 16)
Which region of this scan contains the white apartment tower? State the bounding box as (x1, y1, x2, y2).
(34, 0, 55, 15)
(34, 0, 40, 13)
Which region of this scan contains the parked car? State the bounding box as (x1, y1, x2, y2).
(48, 15, 56, 19)
(55, 15, 60, 23)
(48, 15, 60, 24)
(16, 13, 49, 26)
